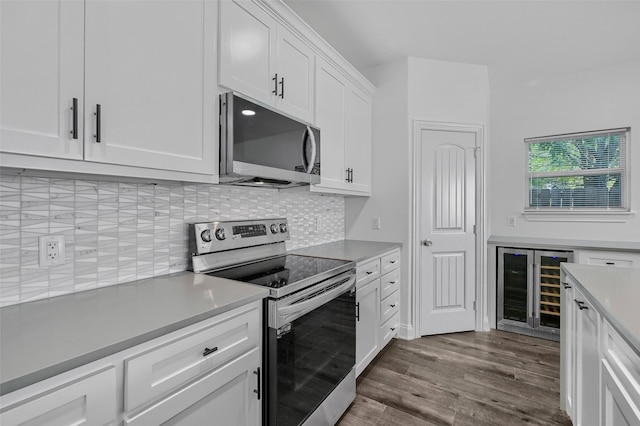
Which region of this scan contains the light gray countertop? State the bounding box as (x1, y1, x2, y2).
(489, 235, 640, 252)
(0, 272, 268, 396)
(562, 263, 640, 356)
(290, 240, 402, 263)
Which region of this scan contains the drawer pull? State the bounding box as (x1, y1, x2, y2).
(253, 368, 261, 400)
(390, 260, 397, 264)
(71, 97, 78, 139)
(390, 303, 397, 308)
(562, 282, 572, 289)
(366, 271, 374, 275)
(202, 346, 218, 357)
(606, 262, 615, 265)
(391, 327, 396, 331)
(389, 280, 398, 285)
(574, 299, 588, 310)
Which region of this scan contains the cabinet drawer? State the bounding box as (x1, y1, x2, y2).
(356, 259, 380, 289)
(380, 250, 400, 275)
(380, 269, 400, 300)
(125, 305, 260, 412)
(125, 347, 261, 426)
(0, 366, 117, 426)
(380, 312, 399, 348)
(380, 291, 400, 325)
(576, 250, 640, 268)
(602, 321, 640, 408)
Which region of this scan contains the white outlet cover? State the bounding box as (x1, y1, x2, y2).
(39, 235, 66, 267)
(372, 217, 381, 229)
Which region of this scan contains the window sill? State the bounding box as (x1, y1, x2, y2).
(523, 210, 635, 223)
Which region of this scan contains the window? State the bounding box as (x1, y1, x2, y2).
(525, 128, 629, 211)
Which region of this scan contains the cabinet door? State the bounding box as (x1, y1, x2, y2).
(0, 367, 116, 426)
(602, 361, 640, 426)
(125, 348, 261, 426)
(84, 0, 216, 175)
(561, 275, 575, 420)
(219, 0, 277, 106)
(574, 287, 601, 426)
(275, 25, 314, 123)
(355, 278, 380, 377)
(0, 0, 84, 159)
(313, 58, 348, 191)
(344, 85, 372, 195)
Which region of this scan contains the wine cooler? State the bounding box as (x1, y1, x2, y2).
(497, 247, 573, 341)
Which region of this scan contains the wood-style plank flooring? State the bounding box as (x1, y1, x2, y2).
(338, 330, 572, 426)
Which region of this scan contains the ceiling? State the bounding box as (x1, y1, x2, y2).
(283, 0, 640, 81)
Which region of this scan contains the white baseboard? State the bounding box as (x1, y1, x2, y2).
(397, 323, 416, 340)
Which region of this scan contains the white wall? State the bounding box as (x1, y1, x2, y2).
(489, 60, 640, 242)
(345, 58, 410, 332)
(346, 57, 489, 337)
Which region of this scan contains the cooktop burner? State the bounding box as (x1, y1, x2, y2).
(207, 254, 350, 289)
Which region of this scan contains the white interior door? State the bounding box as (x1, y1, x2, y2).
(420, 127, 477, 335)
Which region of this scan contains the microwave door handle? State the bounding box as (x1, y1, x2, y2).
(304, 126, 317, 173)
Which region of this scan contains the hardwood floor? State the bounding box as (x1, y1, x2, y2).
(338, 330, 572, 426)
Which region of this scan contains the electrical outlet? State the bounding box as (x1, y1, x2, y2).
(39, 235, 66, 267)
(372, 217, 381, 230)
(507, 216, 517, 227)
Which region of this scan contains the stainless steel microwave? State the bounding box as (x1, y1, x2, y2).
(219, 92, 320, 188)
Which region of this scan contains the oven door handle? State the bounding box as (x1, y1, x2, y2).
(275, 275, 355, 326)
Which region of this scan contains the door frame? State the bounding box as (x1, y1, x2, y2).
(411, 120, 487, 337)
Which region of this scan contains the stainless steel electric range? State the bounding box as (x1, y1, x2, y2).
(190, 218, 356, 426)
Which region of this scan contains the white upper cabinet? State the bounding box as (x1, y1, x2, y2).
(275, 25, 315, 122)
(314, 58, 348, 190)
(312, 58, 372, 196)
(1, 0, 217, 181)
(219, 0, 277, 106)
(345, 86, 372, 194)
(219, 0, 315, 124)
(84, 0, 216, 175)
(0, 0, 84, 160)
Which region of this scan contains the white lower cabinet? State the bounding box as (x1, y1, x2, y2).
(574, 249, 640, 268)
(0, 301, 262, 426)
(355, 248, 401, 377)
(0, 366, 117, 426)
(356, 278, 380, 376)
(561, 269, 640, 426)
(573, 286, 600, 426)
(602, 361, 640, 426)
(125, 348, 261, 426)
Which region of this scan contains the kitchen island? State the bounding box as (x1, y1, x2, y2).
(560, 263, 640, 426)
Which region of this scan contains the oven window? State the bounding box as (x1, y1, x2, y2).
(267, 289, 355, 426)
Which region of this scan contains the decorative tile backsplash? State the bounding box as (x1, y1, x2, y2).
(0, 174, 344, 307)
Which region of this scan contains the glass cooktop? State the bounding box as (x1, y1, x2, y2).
(207, 255, 351, 290)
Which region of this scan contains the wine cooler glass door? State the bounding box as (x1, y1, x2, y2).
(535, 251, 573, 329)
(498, 248, 534, 327)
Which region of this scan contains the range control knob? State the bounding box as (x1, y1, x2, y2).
(270, 224, 279, 234)
(279, 223, 288, 233)
(215, 228, 226, 241)
(201, 229, 212, 243)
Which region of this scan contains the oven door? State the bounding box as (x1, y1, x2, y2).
(266, 272, 356, 426)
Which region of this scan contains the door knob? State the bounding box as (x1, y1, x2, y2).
(422, 239, 433, 247)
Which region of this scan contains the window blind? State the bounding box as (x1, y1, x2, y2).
(525, 128, 629, 210)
